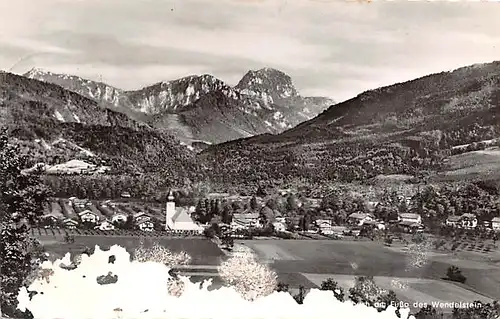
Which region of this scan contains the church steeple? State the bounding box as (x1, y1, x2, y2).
(166, 190, 176, 231)
(168, 190, 175, 202)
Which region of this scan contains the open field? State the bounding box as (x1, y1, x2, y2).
(39, 235, 226, 265)
(436, 147, 500, 181)
(240, 239, 500, 301)
(35, 234, 500, 314)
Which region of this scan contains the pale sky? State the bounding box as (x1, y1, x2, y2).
(0, 0, 499, 102)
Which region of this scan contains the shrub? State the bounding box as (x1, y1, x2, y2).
(446, 266, 466, 283)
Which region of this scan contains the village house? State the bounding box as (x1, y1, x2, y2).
(133, 212, 151, 223)
(315, 219, 334, 235)
(446, 215, 462, 227)
(492, 217, 500, 231)
(96, 220, 115, 231)
(165, 192, 204, 234)
(62, 218, 78, 229)
(232, 212, 260, 229)
(272, 221, 286, 232)
(111, 212, 128, 224)
(136, 219, 154, 232)
(70, 198, 89, 208)
(399, 213, 422, 225)
(460, 213, 478, 229)
(347, 212, 375, 226)
(78, 209, 100, 224)
(399, 220, 424, 233)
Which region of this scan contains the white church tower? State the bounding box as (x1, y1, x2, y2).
(166, 191, 175, 230)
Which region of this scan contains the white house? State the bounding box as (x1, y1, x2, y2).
(62, 218, 78, 229)
(460, 213, 478, 229)
(399, 213, 422, 225)
(232, 213, 260, 229)
(111, 212, 128, 224)
(446, 215, 461, 227)
(272, 221, 286, 232)
(96, 220, 115, 231)
(133, 212, 151, 223)
(165, 191, 204, 234)
(78, 210, 99, 224)
(492, 217, 500, 231)
(348, 213, 374, 226)
(316, 219, 334, 235)
(136, 220, 154, 232)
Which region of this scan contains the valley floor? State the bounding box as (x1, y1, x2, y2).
(34, 233, 500, 314)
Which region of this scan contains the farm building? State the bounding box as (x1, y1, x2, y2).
(62, 218, 78, 229)
(446, 215, 462, 227)
(165, 192, 204, 234)
(136, 219, 154, 232)
(399, 221, 424, 233)
(492, 217, 500, 231)
(347, 212, 375, 226)
(134, 212, 151, 223)
(460, 213, 478, 229)
(96, 220, 115, 231)
(272, 221, 286, 232)
(399, 213, 422, 225)
(111, 212, 128, 224)
(78, 209, 100, 224)
(315, 219, 334, 234)
(232, 213, 260, 229)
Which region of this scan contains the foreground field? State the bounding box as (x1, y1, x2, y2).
(39, 235, 225, 265)
(240, 239, 500, 301)
(36, 234, 500, 314)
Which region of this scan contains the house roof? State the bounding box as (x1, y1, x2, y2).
(78, 209, 95, 216)
(400, 213, 421, 219)
(461, 213, 476, 219)
(349, 213, 371, 219)
(134, 212, 149, 219)
(399, 220, 420, 227)
(447, 216, 462, 222)
(233, 213, 259, 220)
(172, 208, 194, 223)
(63, 218, 79, 224)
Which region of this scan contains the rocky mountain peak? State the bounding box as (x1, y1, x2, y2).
(127, 74, 238, 114)
(235, 67, 299, 104)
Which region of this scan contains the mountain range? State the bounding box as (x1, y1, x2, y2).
(201, 61, 500, 186)
(24, 67, 334, 145)
(4, 61, 500, 190)
(0, 71, 203, 179)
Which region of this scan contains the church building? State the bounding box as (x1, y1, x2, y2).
(165, 191, 204, 234)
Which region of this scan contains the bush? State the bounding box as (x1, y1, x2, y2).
(446, 266, 466, 283)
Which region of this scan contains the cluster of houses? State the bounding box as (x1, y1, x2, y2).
(40, 189, 500, 239)
(445, 213, 500, 231)
(41, 192, 205, 235)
